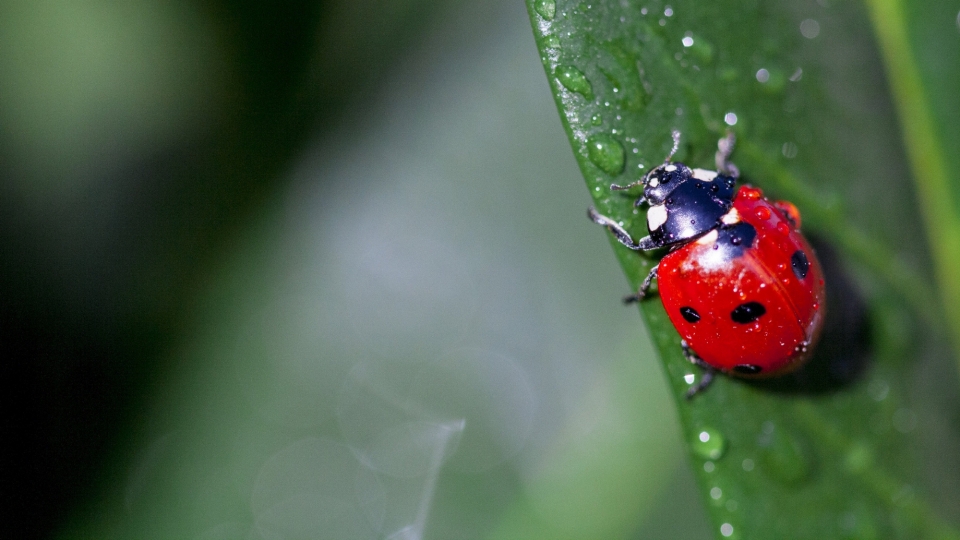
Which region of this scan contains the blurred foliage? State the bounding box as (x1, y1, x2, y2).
(526, 0, 960, 538)
(0, 0, 445, 536)
(2, 0, 722, 539)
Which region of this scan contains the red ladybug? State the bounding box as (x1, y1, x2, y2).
(588, 132, 826, 397)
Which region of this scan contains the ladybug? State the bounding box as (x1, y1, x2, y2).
(588, 132, 826, 397)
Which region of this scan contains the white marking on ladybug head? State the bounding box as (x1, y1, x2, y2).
(647, 204, 668, 230)
(648, 177, 660, 187)
(721, 207, 741, 225)
(664, 164, 677, 172)
(696, 229, 719, 245)
(692, 168, 718, 181)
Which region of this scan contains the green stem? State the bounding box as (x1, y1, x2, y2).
(863, 0, 960, 366)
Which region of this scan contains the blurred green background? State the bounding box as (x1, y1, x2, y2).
(1, 0, 715, 538)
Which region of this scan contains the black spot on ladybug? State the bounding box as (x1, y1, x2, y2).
(731, 302, 766, 324)
(680, 306, 701, 323)
(712, 222, 757, 261)
(778, 208, 799, 228)
(791, 250, 810, 279)
(733, 364, 762, 374)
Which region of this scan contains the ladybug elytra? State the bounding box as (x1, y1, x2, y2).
(588, 132, 826, 397)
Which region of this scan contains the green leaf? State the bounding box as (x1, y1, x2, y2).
(526, 0, 960, 538)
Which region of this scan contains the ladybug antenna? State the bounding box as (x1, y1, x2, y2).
(716, 131, 740, 178)
(610, 130, 681, 193)
(666, 130, 681, 162)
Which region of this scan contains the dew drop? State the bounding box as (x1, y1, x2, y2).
(534, 0, 556, 20)
(710, 487, 723, 500)
(704, 461, 716, 472)
(757, 424, 814, 485)
(782, 142, 798, 158)
(586, 134, 626, 175)
(755, 207, 771, 220)
(591, 113, 602, 125)
(776, 222, 791, 235)
(741, 458, 755, 471)
(800, 18, 821, 39)
(555, 65, 594, 99)
(692, 427, 727, 460)
(867, 379, 889, 401)
(683, 33, 714, 64)
(724, 112, 738, 126)
(756, 68, 770, 83)
(543, 35, 561, 49)
(720, 523, 734, 537)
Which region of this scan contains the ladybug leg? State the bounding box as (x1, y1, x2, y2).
(715, 131, 740, 179)
(623, 263, 658, 304)
(681, 340, 717, 399)
(587, 207, 659, 251)
(610, 180, 649, 207)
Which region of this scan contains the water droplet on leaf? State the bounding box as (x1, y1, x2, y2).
(757, 424, 814, 484)
(692, 427, 726, 460)
(586, 134, 625, 175)
(534, 0, 556, 20)
(555, 65, 593, 99)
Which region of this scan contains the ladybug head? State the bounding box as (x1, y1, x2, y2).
(641, 162, 695, 205)
(637, 130, 691, 204)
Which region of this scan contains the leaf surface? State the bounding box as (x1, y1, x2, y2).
(526, 0, 960, 537)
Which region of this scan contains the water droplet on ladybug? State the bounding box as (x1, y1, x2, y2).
(776, 222, 791, 235)
(755, 207, 771, 220)
(731, 236, 742, 246)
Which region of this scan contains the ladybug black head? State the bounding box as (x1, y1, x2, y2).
(641, 162, 694, 205)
